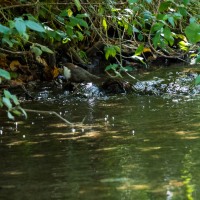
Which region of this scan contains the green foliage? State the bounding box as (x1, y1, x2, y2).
(104, 45, 120, 60)
(195, 75, 200, 86)
(0, 70, 26, 120)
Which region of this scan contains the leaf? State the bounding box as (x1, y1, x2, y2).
(159, 2, 171, 12)
(105, 64, 119, 71)
(67, 9, 73, 17)
(14, 17, 26, 35)
(0, 24, 10, 34)
(4, 90, 12, 99)
(36, 44, 54, 54)
(2, 97, 12, 109)
(135, 44, 144, 56)
(163, 27, 174, 46)
(195, 75, 200, 85)
(102, 18, 108, 31)
(168, 16, 175, 27)
(18, 106, 27, 119)
(185, 23, 200, 44)
(25, 20, 45, 32)
(7, 111, 15, 120)
(76, 31, 84, 41)
(0, 69, 11, 80)
(128, 0, 137, 4)
(10, 94, 20, 105)
(74, 0, 81, 11)
(30, 46, 42, 56)
(70, 17, 88, 28)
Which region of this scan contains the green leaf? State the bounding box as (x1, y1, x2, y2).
(14, 17, 26, 35)
(128, 0, 137, 4)
(74, 0, 82, 11)
(104, 45, 120, 60)
(168, 16, 175, 27)
(102, 18, 108, 31)
(135, 44, 144, 56)
(159, 2, 171, 12)
(7, 111, 15, 120)
(0, 69, 11, 80)
(0, 24, 10, 34)
(185, 23, 200, 44)
(30, 46, 42, 56)
(2, 97, 12, 109)
(163, 27, 174, 46)
(195, 75, 200, 85)
(105, 64, 119, 71)
(25, 20, 45, 32)
(10, 94, 20, 105)
(2, 36, 14, 47)
(195, 55, 200, 64)
(153, 32, 161, 49)
(76, 31, 84, 41)
(4, 90, 12, 99)
(151, 23, 164, 33)
(70, 17, 88, 28)
(35, 44, 54, 54)
(145, 0, 152, 3)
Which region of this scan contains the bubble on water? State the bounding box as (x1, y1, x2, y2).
(72, 128, 76, 133)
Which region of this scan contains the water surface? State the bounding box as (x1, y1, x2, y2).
(1, 70, 200, 200)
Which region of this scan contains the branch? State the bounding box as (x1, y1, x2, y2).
(24, 109, 73, 125)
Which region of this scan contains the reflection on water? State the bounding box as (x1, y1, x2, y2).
(1, 94, 200, 200)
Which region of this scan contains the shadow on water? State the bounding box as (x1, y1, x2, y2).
(1, 67, 200, 199)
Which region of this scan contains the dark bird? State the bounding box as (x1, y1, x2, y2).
(63, 63, 101, 83)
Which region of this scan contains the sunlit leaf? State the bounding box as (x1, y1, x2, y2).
(25, 20, 45, 32)
(102, 18, 107, 31)
(14, 17, 26, 35)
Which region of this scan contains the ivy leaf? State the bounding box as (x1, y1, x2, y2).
(25, 20, 45, 32)
(14, 17, 26, 35)
(0, 69, 11, 80)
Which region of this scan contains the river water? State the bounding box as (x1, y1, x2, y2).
(1, 67, 200, 200)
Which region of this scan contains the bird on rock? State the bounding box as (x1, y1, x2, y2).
(63, 63, 101, 83)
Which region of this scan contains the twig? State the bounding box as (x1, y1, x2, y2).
(24, 109, 73, 125)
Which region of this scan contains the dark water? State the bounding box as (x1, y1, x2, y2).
(1, 69, 200, 199)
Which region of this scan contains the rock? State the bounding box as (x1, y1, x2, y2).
(63, 63, 101, 83)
